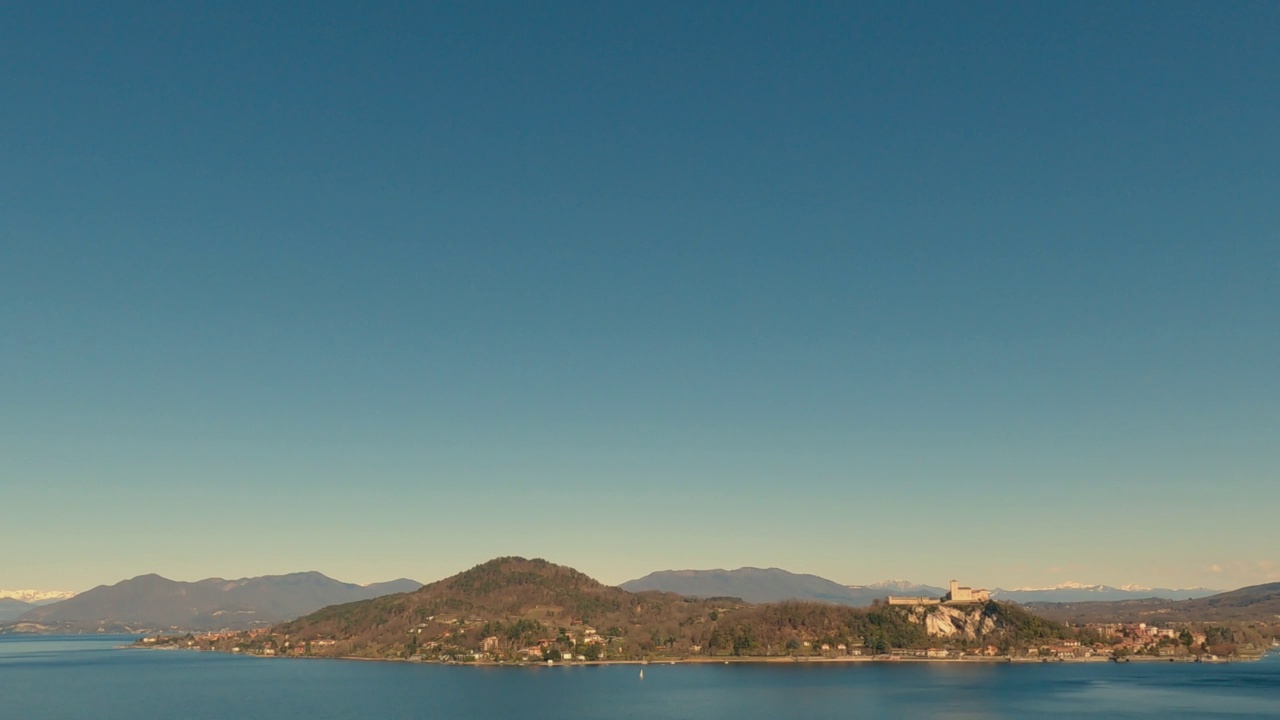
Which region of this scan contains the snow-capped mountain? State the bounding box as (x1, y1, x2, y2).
(852, 579, 947, 595)
(865, 579, 919, 591)
(991, 583, 1219, 603)
(0, 590, 79, 623)
(0, 589, 77, 603)
(1006, 581, 1104, 592)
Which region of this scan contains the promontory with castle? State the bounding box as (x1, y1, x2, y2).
(888, 580, 991, 606)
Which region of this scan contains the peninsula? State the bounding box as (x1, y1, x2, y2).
(148, 557, 1277, 663)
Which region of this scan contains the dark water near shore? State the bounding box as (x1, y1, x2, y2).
(2, 636, 1279, 719)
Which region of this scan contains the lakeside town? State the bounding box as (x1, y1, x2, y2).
(138, 620, 1274, 665)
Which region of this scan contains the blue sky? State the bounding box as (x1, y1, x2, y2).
(3, 1, 1277, 593)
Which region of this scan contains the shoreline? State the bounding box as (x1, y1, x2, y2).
(129, 638, 1270, 667)
(322, 653, 1246, 667)
(128, 642, 1263, 666)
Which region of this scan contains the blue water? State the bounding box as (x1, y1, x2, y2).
(2, 636, 1279, 719)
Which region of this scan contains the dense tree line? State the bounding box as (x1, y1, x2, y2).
(264, 558, 1086, 661)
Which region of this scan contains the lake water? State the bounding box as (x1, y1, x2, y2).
(3, 635, 1279, 719)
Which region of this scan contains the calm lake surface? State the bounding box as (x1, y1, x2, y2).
(3, 635, 1279, 719)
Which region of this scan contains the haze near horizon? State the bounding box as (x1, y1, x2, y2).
(2, 1, 1277, 594)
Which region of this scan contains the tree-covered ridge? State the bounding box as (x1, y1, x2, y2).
(429, 557, 628, 619)
(444, 557, 598, 595)
(701, 601, 931, 655)
(253, 558, 1087, 661)
(273, 557, 716, 657)
(981, 601, 1072, 643)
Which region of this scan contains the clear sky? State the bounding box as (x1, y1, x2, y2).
(3, 1, 1277, 594)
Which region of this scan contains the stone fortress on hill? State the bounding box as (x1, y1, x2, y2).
(887, 580, 991, 606)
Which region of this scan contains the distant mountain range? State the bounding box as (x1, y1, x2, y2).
(0, 591, 76, 623)
(0, 589, 77, 603)
(1030, 581, 1280, 624)
(1, 566, 1234, 632)
(620, 569, 1221, 606)
(620, 568, 943, 606)
(990, 583, 1219, 604)
(3, 573, 421, 633)
(848, 579, 948, 600)
(0, 599, 36, 623)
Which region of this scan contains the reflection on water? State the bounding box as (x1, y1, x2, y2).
(1, 636, 1277, 719)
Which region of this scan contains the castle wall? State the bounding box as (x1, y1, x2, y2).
(887, 596, 940, 606)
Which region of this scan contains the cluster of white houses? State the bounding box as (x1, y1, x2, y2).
(887, 580, 991, 606)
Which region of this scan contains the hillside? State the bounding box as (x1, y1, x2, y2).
(0, 599, 33, 623)
(622, 567, 909, 606)
(1030, 582, 1280, 624)
(0, 590, 77, 622)
(6, 573, 422, 633)
(251, 557, 1073, 661)
(274, 557, 717, 659)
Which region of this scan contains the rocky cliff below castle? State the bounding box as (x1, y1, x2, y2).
(907, 604, 997, 639)
(899, 600, 1069, 647)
